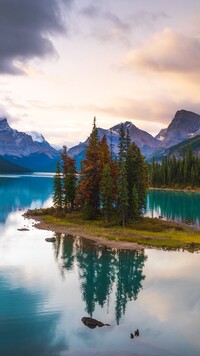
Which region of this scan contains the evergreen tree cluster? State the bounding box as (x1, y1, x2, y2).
(150, 149, 200, 188)
(53, 119, 148, 225)
(53, 146, 77, 211)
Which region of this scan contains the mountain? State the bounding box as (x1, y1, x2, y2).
(156, 110, 200, 148)
(0, 118, 59, 171)
(68, 121, 159, 170)
(109, 121, 159, 155)
(164, 135, 200, 158)
(0, 156, 31, 173)
(1, 109, 200, 172)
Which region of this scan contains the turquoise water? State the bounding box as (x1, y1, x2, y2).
(0, 175, 200, 355)
(146, 189, 200, 227)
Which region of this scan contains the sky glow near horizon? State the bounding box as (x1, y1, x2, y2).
(0, 0, 200, 148)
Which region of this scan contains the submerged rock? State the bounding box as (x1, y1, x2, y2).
(45, 237, 56, 243)
(17, 228, 29, 231)
(81, 317, 111, 329)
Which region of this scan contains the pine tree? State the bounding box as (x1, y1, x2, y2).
(126, 128, 131, 151)
(126, 142, 147, 217)
(53, 161, 63, 210)
(60, 146, 77, 211)
(101, 163, 113, 221)
(131, 186, 139, 220)
(111, 156, 119, 208)
(118, 160, 128, 227)
(149, 149, 200, 188)
(77, 117, 100, 218)
(118, 123, 126, 162)
(110, 130, 114, 161)
(98, 135, 112, 175)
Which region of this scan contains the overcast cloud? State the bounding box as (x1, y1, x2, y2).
(0, 0, 73, 74)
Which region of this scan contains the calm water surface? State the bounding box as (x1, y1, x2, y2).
(0, 175, 200, 355)
(146, 189, 200, 227)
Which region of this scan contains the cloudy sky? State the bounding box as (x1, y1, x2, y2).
(0, 0, 200, 147)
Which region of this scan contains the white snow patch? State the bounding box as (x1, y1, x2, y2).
(158, 136, 165, 141)
(26, 131, 45, 143)
(111, 130, 119, 135)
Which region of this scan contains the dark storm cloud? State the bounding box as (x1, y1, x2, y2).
(0, 0, 73, 74)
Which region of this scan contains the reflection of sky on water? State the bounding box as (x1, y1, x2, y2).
(1, 212, 200, 355)
(0, 176, 200, 355)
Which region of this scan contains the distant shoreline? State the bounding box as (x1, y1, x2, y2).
(149, 187, 200, 193)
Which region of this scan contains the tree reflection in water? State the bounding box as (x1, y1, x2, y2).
(53, 233, 147, 324)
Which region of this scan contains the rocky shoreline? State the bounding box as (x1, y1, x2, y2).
(28, 214, 144, 251)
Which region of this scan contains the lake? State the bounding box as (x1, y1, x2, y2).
(0, 174, 200, 355)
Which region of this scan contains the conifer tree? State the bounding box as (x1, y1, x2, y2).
(118, 160, 129, 227)
(99, 135, 112, 175)
(126, 142, 147, 217)
(118, 123, 126, 162)
(101, 163, 113, 221)
(126, 128, 131, 151)
(131, 186, 139, 220)
(149, 148, 200, 188)
(60, 146, 77, 211)
(77, 117, 100, 218)
(53, 161, 63, 210)
(110, 130, 114, 161)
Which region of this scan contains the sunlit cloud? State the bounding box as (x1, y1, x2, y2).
(123, 28, 200, 78)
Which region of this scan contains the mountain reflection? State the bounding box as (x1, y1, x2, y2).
(53, 233, 147, 324)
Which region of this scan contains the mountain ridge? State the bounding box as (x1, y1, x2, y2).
(156, 110, 200, 148)
(1, 109, 200, 172)
(0, 118, 59, 172)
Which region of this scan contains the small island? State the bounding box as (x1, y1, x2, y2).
(26, 208, 200, 251)
(25, 119, 200, 252)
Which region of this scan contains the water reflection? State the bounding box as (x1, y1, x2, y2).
(0, 175, 53, 223)
(53, 233, 147, 324)
(146, 189, 200, 226)
(0, 270, 69, 356)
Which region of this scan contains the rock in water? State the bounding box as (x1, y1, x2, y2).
(135, 329, 139, 336)
(81, 317, 110, 329)
(17, 228, 29, 231)
(45, 237, 56, 243)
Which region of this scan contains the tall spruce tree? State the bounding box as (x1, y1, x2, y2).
(60, 146, 77, 211)
(131, 186, 139, 220)
(118, 160, 129, 227)
(101, 163, 113, 221)
(53, 161, 63, 210)
(126, 142, 147, 217)
(77, 117, 100, 218)
(118, 123, 126, 162)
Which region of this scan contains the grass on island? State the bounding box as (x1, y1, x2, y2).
(28, 208, 200, 251)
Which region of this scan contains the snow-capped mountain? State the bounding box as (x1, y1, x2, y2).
(1, 108, 200, 172)
(156, 110, 200, 148)
(68, 121, 159, 169)
(26, 131, 45, 143)
(0, 118, 59, 171)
